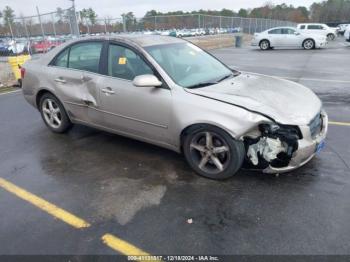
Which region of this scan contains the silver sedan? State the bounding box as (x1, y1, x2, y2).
(22, 35, 328, 179)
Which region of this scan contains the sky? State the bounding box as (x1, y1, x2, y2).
(1, 0, 320, 18)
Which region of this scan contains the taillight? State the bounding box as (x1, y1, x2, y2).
(20, 67, 26, 79)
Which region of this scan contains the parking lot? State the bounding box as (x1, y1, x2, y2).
(0, 38, 350, 257)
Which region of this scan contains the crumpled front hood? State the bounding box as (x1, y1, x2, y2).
(186, 72, 322, 125)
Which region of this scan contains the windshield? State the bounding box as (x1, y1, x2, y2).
(145, 42, 234, 88)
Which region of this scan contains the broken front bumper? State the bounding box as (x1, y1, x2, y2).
(263, 111, 328, 174)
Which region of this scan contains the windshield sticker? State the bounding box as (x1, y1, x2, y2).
(118, 57, 127, 64)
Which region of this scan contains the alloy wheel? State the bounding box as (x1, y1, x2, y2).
(42, 98, 62, 129)
(189, 131, 231, 175)
(303, 39, 314, 49)
(260, 40, 269, 50)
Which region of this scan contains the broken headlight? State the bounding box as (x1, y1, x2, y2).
(244, 123, 302, 169)
(259, 123, 303, 140)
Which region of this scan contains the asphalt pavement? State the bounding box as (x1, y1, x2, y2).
(0, 37, 349, 256)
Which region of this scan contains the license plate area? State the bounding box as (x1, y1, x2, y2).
(316, 140, 325, 154)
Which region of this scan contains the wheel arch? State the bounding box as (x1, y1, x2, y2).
(36, 89, 55, 108)
(259, 39, 271, 46)
(179, 122, 240, 153)
(35, 89, 71, 121)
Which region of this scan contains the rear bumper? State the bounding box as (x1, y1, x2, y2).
(251, 39, 259, 46)
(263, 111, 328, 174)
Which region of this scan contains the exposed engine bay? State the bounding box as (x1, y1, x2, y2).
(243, 123, 302, 169)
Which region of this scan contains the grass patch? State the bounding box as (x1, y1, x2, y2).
(0, 86, 19, 94)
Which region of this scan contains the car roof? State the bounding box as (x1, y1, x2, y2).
(298, 23, 326, 25)
(265, 26, 297, 31)
(79, 34, 185, 47)
(37, 34, 186, 65)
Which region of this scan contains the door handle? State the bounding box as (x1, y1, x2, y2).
(54, 78, 66, 84)
(101, 88, 115, 95)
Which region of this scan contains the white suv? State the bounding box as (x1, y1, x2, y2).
(297, 23, 337, 41)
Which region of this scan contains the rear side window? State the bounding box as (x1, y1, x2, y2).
(68, 42, 103, 73)
(268, 29, 282, 34)
(307, 25, 323, 30)
(54, 48, 69, 67)
(300, 25, 305, 29)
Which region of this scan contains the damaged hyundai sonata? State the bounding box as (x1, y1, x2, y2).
(22, 35, 328, 179)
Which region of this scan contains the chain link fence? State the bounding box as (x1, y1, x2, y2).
(0, 9, 296, 54)
(139, 15, 295, 34)
(1, 11, 296, 38)
(1, 8, 77, 39)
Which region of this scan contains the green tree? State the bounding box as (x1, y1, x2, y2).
(3, 6, 15, 27)
(238, 8, 248, 17)
(56, 7, 64, 23)
(122, 12, 136, 31)
(144, 10, 157, 17)
(80, 8, 97, 25)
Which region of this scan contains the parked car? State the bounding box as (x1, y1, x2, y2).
(31, 39, 63, 53)
(251, 27, 328, 50)
(345, 26, 350, 42)
(0, 39, 9, 55)
(338, 24, 350, 35)
(176, 29, 192, 38)
(297, 23, 337, 41)
(22, 35, 328, 179)
(2, 39, 30, 55)
(229, 27, 241, 33)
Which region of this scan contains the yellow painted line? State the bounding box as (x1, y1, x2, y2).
(329, 121, 350, 127)
(0, 178, 90, 229)
(102, 234, 155, 258)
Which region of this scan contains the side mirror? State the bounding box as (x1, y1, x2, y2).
(294, 32, 300, 35)
(132, 74, 162, 87)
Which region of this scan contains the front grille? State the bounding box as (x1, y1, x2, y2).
(309, 113, 322, 138)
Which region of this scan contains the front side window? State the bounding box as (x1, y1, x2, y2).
(145, 42, 233, 88)
(300, 25, 305, 29)
(68, 42, 103, 73)
(268, 29, 282, 34)
(107, 44, 153, 80)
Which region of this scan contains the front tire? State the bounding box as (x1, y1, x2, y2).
(303, 39, 315, 50)
(183, 125, 245, 180)
(259, 40, 270, 50)
(39, 93, 72, 133)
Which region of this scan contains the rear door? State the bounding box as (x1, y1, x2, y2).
(48, 40, 105, 123)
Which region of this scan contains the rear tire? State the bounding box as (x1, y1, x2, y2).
(183, 125, 245, 180)
(39, 93, 72, 133)
(259, 40, 270, 50)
